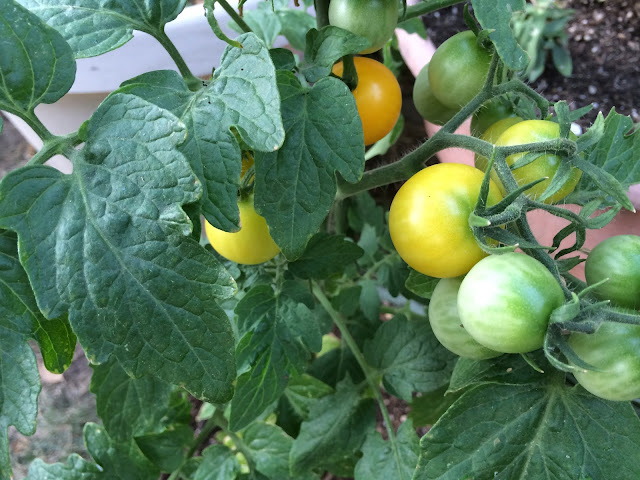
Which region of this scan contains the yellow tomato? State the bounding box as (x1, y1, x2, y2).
(332, 57, 402, 146)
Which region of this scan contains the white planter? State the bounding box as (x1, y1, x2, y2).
(6, 2, 299, 172)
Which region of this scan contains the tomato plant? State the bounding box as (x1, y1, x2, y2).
(205, 196, 280, 265)
(2, 1, 640, 479)
(332, 56, 402, 145)
(388, 163, 502, 278)
(585, 235, 640, 309)
(457, 252, 565, 353)
(328, 0, 398, 54)
(412, 62, 460, 125)
(428, 277, 501, 359)
(474, 116, 523, 189)
(428, 30, 492, 109)
(495, 119, 582, 203)
(569, 320, 640, 401)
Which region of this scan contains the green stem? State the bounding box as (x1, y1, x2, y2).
(341, 55, 359, 91)
(154, 29, 202, 90)
(218, 0, 252, 33)
(314, 0, 330, 29)
(399, 0, 465, 22)
(312, 283, 400, 462)
(212, 409, 257, 471)
(27, 132, 82, 166)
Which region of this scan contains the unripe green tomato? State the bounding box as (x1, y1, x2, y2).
(458, 253, 565, 354)
(585, 235, 640, 309)
(428, 277, 502, 359)
(474, 116, 523, 192)
(428, 30, 492, 109)
(328, 0, 398, 54)
(569, 320, 640, 401)
(495, 119, 582, 204)
(471, 98, 517, 137)
(412, 63, 460, 126)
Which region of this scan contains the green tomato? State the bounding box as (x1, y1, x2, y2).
(495, 119, 582, 204)
(412, 62, 460, 126)
(428, 277, 501, 359)
(428, 30, 492, 109)
(471, 98, 517, 137)
(457, 253, 565, 353)
(328, 0, 398, 54)
(585, 235, 640, 309)
(569, 320, 640, 401)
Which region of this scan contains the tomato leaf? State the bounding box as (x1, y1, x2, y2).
(244, 422, 318, 480)
(192, 445, 241, 480)
(288, 233, 364, 280)
(471, 0, 528, 71)
(290, 377, 376, 476)
(282, 374, 334, 421)
(0, 0, 75, 117)
(134, 425, 193, 473)
(229, 2, 282, 48)
(405, 269, 439, 300)
(90, 356, 187, 442)
(364, 315, 457, 401)
(15, 0, 187, 58)
(415, 382, 640, 479)
(120, 34, 284, 232)
(28, 423, 159, 479)
(354, 419, 420, 480)
(254, 71, 364, 259)
(301, 26, 371, 83)
(570, 109, 640, 207)
(230, 281, 323, 431)
(0, 93, 238, 404)
(448, 353, 553, 393)
(277, 8, 317, 51)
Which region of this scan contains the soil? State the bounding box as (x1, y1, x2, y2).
(3, 1, 639, 478)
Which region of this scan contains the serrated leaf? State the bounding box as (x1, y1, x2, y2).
(0, 0, 75, 116)
(574, 109, 640, 204)
(290, 377, 376, 476)
(354, 420, 419, 480)
(230, 281, 323, 430)
(301, 26, 371, 82)
(405, 269, 439, 300)
(27, 423, 159, 479)
(255, 71, 364, 259)
(471, 0, 528, 70)
(16, 0, 187, 58)
(365, 315, 456, 401)
(448, 354, 549, 393)
(270, 48, 296, 71)
(283, 373, 334, 420)
(193, 445, 241, 480)
(415, 382, 640, 479)
(288, 233, 364, 279)
(120, 34, 284, 231)
(0, 230, 75, 373)
(0, 329, 39, 480)
(134, 425, 193, 472)
(277, 9, 317, 51)
(90, 356, 177, 442)
(0, 93, 237, 403)
(230, 2, 281, 48)
(244, 422, 317, 480)
(409, 385, 463, 427)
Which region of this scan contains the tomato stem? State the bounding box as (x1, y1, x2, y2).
(217, 0, 253, 33)
(314, 0, 331, 29)
(154, 29, 203, 91)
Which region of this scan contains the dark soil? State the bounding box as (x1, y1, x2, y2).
(3, 1, 639, 479)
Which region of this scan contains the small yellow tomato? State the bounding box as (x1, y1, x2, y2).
(205, 197, 279, 265)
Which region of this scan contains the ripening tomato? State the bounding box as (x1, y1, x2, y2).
(457, 252, 565, 353)
(412, 62, 460, 126)
(388, 163, 502, 278)
(428, 277, 502, 359)
(205, 196, 279, 265)
(494, 120, 582, 204)
(333, 57, 402, 145)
